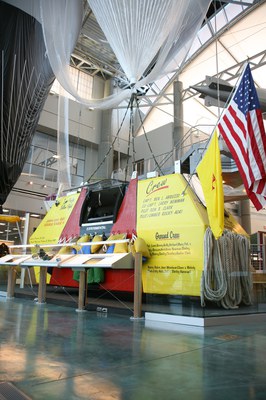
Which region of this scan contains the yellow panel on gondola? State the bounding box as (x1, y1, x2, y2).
(137, 174, 209, 296)
(29, 192, 80, 283)
(137, 173, 247, 296)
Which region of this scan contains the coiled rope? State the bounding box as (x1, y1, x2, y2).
(201, 227, 227, 307)
(201, 228, 252, 309)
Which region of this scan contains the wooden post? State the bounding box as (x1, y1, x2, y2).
(133, 252, 143, 319)
(20, 212, 30, 288)
(7, 267, 16, 298)
(77, 270, 87, 312)
(38, 267, 47, 304)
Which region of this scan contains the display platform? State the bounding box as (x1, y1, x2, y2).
(0, 254, 32, 265)
(0, 249, 141, 317)
(59, 253, 133, 269)
(18, 252, 133, 270)
(145, 311, 266, 327)
(19, 254, 74, 268)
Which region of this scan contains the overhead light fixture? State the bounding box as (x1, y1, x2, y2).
(2, 209, 9, 213)
(29, 181, 33, 185)
(53, 154, 60, 159)
(31, 214, 40, 218)
(0, 223, 5, 226)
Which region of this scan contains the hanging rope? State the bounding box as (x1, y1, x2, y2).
(130, 96, 136, 167)
(219, 231, 242, 309)
(86, 98, 131, 183)
(238, 234, 253, 305)
(201, 228, 252, 309)
(135, 97, 164, 175)
(124, 95, 135, 182)
(201, 227, 227, 307)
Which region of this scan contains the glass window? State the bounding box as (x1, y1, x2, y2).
(70, 142, 85, 160)
(135, 159, 144, 176)
(22, 131, 86, 186)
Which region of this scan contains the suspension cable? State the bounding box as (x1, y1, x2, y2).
(124, 95, 135, 182)
(86, 98, 131, 183)
(135, 97, 164, 176)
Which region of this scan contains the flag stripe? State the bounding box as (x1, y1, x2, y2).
(257, 109, 266, 157)
(222, 105, 249, 168)
(218, 114, 252, 189)
(217, 63, 266, 211)
(248, 110, 266, 177)
(248, 190, 264, 211)
(245, 118, 263, 182)
(253, 179, 266, 196)
(256, 110, 266, 169)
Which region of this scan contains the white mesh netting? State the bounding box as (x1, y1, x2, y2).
(39, 0, 210, 109)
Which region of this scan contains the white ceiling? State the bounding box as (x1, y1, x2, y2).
(138, 0, 266, 136)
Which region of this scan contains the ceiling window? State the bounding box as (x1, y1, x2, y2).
(50, 66, 93, 101)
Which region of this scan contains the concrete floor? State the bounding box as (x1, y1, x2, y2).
(0, 296, 266, 400)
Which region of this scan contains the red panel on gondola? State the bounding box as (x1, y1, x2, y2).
(111, 178, 137, 238)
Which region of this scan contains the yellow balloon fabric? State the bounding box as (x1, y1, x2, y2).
(134, 237, 150, 258)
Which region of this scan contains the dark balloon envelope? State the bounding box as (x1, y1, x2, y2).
(0, 1, 55, 205)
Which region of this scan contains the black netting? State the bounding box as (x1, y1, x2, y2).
(0, 1, 55, 204)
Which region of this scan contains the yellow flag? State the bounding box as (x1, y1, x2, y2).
(196, 130, 224, 239)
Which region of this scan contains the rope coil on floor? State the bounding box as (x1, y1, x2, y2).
(201, 227, 227, 307)
(220, 231, 242, 309)
(201, 228, 252, 309)
(238, 234, 253, 306)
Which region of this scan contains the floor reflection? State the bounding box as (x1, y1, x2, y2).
(0, 297, 266, 400)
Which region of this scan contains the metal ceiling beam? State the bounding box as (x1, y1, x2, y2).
(183, 48, 266, 102)
(221, 0, 257, 5)
(134, 0, 262, 130)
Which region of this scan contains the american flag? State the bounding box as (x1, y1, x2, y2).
(218, 63, 266, 211)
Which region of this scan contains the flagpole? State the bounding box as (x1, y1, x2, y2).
(214, 1, 221, 121)
(214, 61, 248, 133)
(181, 61, 250, 196)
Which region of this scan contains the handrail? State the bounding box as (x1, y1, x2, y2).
(8, 239, 130, 250)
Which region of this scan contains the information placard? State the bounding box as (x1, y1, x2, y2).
(30, 193, 80, 245)
(137, 174, 208, 296)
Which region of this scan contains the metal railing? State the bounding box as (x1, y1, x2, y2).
(250, 244, 266, 271)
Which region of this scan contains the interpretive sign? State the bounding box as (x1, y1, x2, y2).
(137, 174, 208, 296)
(30, 192, 80, 245)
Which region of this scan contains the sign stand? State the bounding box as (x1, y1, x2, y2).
(7, 267, 16, 298)
(0, 242, 142, 317)
(131, 252, 144, 320)
(76, 270, 87, 312)
(38, 267, 47, 304)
